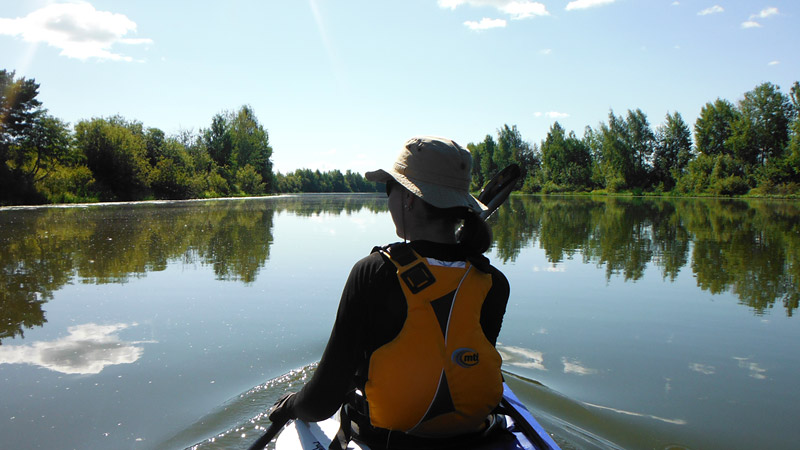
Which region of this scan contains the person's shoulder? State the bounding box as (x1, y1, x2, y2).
(478, 257, 509, 291)
(351, 243, 401, 273)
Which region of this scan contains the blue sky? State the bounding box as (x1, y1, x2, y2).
(1, 1, 797, 174)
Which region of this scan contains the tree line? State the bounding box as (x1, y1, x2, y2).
(2, 68, 799, 206)
(0, 69, 380, 205)
(469, 81, 800, 197)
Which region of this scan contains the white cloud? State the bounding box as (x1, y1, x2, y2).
(464, 17, 507, 30)
(502, 1, 549, 19)
(566, 0, 616, 11)
(540, 48, 552, 55)
(535, 111, 570, 119)
(0, 323, 150, 374)
(438, 0, 549, 20)
(0, 2, 152, 61)
(672, 1, 680, 5)
(697, 5, 724, 16)
(750, 7, 779, 19)
(740, 7, 779, 29)
(438, 0, 466, 9)
(768, 60, 780, 66)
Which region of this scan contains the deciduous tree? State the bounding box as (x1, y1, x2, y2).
(75, 116, 151, 200)
(694, 98, 738, 157)
(654, 112, 693, 190)
(729, 82, 791, 167)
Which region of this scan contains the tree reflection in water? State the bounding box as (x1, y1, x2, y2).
(0, 196, 383, 344)
(1, 195, 798, 346)
(490, 196, 799, 316)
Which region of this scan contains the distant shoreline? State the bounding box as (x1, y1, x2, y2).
(4, 190, 798, 212)
(0, 192, 389, 211)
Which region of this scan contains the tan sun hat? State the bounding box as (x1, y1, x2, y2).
(365, 136, 487, 213)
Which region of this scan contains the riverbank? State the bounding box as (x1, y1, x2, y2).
(530, 188, 800, 200)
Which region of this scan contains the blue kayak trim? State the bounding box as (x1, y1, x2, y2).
(501, 383, 561, 450)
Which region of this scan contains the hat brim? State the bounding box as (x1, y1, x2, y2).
(366, 168, 487, 213)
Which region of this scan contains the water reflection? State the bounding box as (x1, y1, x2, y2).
(733, 357, 767, 380)
(1, 195, 797, 346)
(497, 345, 547, 371)
(498, 344, 600, 376)
(490, 196, 799, 316)
(0, 196, 386, 345)
(0, 322, 149, 374)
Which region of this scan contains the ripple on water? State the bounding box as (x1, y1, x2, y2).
(157, 363, 316, 450)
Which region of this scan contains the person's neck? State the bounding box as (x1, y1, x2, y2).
(402, 221, 457, 244)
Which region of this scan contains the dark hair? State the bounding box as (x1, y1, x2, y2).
(419, 201, 492, 255)
(455, 210, 492, 255)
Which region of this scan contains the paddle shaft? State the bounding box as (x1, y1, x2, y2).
(247, 417, 289, 450)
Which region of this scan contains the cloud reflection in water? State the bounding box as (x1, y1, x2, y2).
(0, 323, 152, 374)
(498, 344, 547, 371)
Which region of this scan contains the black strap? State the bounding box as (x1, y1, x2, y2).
(386, 242, 418, 267)
(328, 406, 352, 450)
(338, 402, 507, 450)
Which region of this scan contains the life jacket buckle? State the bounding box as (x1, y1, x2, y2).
(400, 262, 436, 294)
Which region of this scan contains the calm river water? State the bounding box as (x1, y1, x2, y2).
(1, 195, 798, 450)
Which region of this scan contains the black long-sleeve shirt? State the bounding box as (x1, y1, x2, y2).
(284, 240, 510, 422)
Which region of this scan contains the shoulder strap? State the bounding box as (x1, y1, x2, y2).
(373, 243, 420, 267)
(385, 242, 418, 267)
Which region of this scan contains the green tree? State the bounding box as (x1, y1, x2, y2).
(582, 125, 606, 189)
(467, 140, 487, 189)
(10, 114, 72, 182)
(75, 116, 152, 200)
(493, 125, 514, 171)
(149, 137, 199, 199)
(653, 112, 693, 190)
(540, 122, 592, 191)
(499, 124, 537, 186)
(785, 82, 800, 180)
(203, 113, 233, 170)
(144, 127, 166, 166)
(1, 70, 41, 160)
(234, 164, 266, 194)
(481, 135, 498, 183)
(598, 110, 633, 191)
(729, 82, 791, 168)
(694, 98, 738, 157)
(229, 105, 274, 192)
(625, 108, 655, 188)
(1, 70, 47, 203)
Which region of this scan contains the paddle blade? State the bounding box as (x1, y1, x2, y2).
(478, 164, 521, 220)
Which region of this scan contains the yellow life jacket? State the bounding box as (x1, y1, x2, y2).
(364, 244, 503, 438)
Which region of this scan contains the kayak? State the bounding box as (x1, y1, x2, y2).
(274, 382, 561, 450)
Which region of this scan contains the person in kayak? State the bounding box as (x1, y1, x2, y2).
(268, 136, 510, 448)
